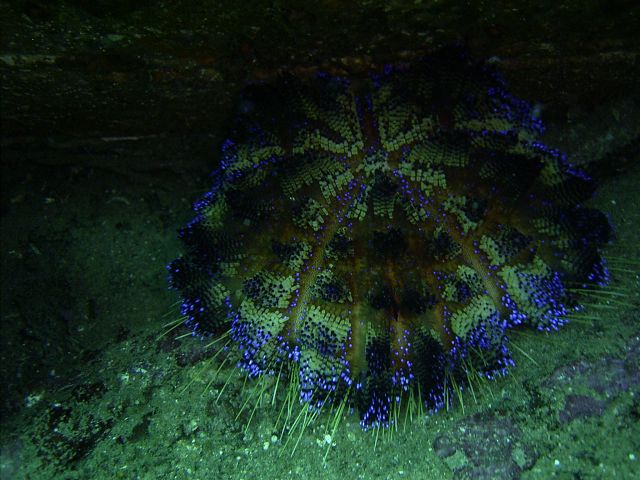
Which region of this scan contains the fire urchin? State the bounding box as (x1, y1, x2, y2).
(168, 47, 610, 430)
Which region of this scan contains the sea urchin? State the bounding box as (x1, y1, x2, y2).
(168, 48, 610, 429)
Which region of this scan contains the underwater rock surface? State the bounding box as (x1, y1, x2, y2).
(169, 48, 611, 428)
(433, 413, 536, 479)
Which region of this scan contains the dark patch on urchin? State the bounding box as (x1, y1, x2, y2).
(400, 283, 436, 314)
(463, 197, 487, 222)
(429, 230, 459, 260)
(270, 239, 297, 262)
(367, 283, 394, 310)
(372, 228, 407, 258)
(168, 46, 611, 430)
(326, 232, 354, 259)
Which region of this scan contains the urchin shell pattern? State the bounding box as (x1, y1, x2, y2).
(169, 49, 610, 428)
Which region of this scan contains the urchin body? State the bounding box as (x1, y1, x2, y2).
(169, 48, 610, 428)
